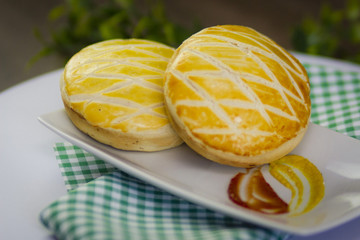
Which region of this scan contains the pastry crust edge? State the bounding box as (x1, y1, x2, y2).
(61, 74, 183, 152)
(167, 103, 308, 167)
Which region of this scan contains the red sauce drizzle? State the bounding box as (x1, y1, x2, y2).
(228, 168, 288, 214)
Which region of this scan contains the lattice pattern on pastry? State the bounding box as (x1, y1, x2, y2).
(168, 26, 309, 137)
(65, 41, 173, 129)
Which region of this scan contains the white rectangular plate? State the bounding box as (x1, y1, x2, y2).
(39, 109, 360, 235)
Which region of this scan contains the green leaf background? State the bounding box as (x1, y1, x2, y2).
(291, 0, 360, 64)
(32, 0, 360, 66)
(30, 0, 200, 67)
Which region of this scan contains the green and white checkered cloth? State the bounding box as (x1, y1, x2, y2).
(305, 63, 360, 139)
(40, 63, 360, 240)
(42, 142, 287, 240)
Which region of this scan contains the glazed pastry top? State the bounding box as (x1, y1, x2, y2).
(165, 25, 311, 156)
(62, 39, 175, 133)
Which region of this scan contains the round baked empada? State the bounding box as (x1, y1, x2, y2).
(164, 25, 311, 167)
(61, 39, 183, 151)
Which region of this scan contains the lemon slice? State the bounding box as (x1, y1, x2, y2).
(269, 155, 325, 215)
(61, 39, 183, 151)
(228, 155, 325, 215)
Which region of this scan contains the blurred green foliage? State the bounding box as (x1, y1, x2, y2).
(291, 0, 360, 64)
(30, 0, 200, 66)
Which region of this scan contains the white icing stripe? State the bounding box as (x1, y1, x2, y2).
(68, 61, 121, 77)
(238, 72, 305, 105)
(71, 60, 165, 75)
(131, 47, 172, 61)
(191, 36, 306, 81)
(67, 47, 130, 73)
(91, 41, 172, 47)
(192, 127, 276, 136)
(106, 78, 163, 93)
(176, 99, 299, 122)
(183, 70, 223, 78)
(112, 103, 167, 125)
(263, 104, 300, 122)
(90, 43, 155, 50)
(210, 26, 305, 75)
(70, 92, 165, 112)
(280, 66, 307, 105)
(171, 68, 239, 131)
(186, 70, 305, 105)
(71, 74, 163, 95)
(185, 48, 274, 126)
(175, 99, 215, 107)
(70, 94, 143, 108)
(68, 44, 171, 75)
(86, 44, 172, 60)
(73, 73, 162, 81)
(99, 78, 134, 93)
(71, 93, 166, 122)
(214, 99, 256, 109)
(248, 52, 297, 118)
(223, 33, 308, 102)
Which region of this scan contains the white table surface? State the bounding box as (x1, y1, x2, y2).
(1, 53, 360, 239)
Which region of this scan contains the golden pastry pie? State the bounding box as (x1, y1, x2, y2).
(61, 39, 183, 151)
(164, 25, 311, 167)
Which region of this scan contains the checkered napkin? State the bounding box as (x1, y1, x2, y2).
(40, 63, 360, 240)
(305, 63, 360, 139)
(41, 142, 287, 240)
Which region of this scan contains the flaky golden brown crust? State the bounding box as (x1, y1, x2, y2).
(164, 25, 311, 167)
(63, 102, 183, 151)
(61, 39, 183, 151)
